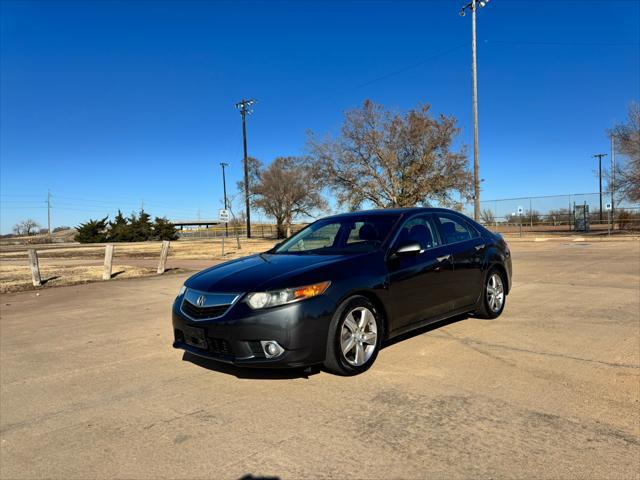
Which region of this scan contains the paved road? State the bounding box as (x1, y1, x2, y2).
(1, 241, 638, 479)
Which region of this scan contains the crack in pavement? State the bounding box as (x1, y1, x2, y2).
(435, 332, 639, 370)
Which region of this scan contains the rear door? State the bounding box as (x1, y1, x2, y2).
(433, 213, 485, 309)
(386, 214, 457, 332)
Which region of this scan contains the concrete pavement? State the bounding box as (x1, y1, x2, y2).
(1, 240, 638, 479)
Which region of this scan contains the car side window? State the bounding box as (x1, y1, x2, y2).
(394, 215, 440, 251)
(435, 214, 478, 244)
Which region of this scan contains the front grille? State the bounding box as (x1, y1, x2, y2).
(174, 328, 233, 356)
(181, 299, 230, 320)
(209, 337, 233, 356)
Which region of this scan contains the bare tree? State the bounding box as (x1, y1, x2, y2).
(240, 157, 326, 238)
(609, 102, 640, 202)
(480, 209, 496, 225)
(528, 210, 542, 225)
(545, 208, 571, 226)
(223, 190, 245, 249)
(13, 219, 40, 236)
(308, 100, 472, 210)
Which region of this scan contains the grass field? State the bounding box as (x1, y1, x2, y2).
(0, 238, 277, 293)
(1, 234, 638, 293)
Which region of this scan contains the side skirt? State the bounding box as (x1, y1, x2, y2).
(386, 305, 476, 340)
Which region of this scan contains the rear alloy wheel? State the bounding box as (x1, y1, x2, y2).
(324, 296, 383, 375)
(475, 268, 506, 319)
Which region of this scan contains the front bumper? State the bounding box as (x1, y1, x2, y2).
(172, 294, 335, 368)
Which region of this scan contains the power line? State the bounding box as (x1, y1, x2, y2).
(353, 43, 469, 90)
(0, 206, 47, 210)
(485, 40, 639, 47)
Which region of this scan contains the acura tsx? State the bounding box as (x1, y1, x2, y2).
(172, 208, 512, 375)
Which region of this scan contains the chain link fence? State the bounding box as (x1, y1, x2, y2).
(177, 192, 640, 239)
(462, 192, 640, 234)
(176, 223, 307, 240)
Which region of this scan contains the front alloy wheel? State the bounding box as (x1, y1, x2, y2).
(340, 307, 378, 367)
(324, 296, 383, 375)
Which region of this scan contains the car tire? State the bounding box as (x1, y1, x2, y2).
(475, 267, 507, 319)
(323, 296, 383, 376)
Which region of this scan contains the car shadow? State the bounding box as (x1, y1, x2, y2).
(182, 314, 471, 379)
(381, 313, 470, 350)
(181, 351, 321, 380)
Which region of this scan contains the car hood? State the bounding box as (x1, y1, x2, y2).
(184, 253, 346, 293)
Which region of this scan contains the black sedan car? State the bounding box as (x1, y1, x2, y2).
(172, 208, 512, 375)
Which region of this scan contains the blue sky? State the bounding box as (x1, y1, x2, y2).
(1, 0, 639, 233)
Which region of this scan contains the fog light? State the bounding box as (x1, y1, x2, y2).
(260, 340, 284, 358)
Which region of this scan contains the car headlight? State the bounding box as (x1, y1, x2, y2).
(178, 285, 187, 297)
(245, 281, 331, 310)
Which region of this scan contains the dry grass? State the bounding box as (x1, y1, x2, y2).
(0, 238, 277, 260)
(0, 264, 160, 293)
(0, 238, 278, 293)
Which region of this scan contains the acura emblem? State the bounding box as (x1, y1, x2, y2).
(196, 295, 206, 307)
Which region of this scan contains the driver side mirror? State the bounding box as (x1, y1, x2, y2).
(392, 242, 423, 258)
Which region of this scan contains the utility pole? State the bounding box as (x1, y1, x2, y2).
(610, 136, 615, 229)
(460, 0, 489, 222)
(235, 98, 256, 238)
(220, 162, 229, 237)
(593, 153, 607, 223)
(460, 0, 490, 222)
(46, 190, 51, 237)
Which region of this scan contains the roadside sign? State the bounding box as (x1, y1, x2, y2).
(218, 209, 230, 223)
(517, 206, 523, 215)
(605, 202, 612, 211)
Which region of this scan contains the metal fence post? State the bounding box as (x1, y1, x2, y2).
(529, 197, 533, 227)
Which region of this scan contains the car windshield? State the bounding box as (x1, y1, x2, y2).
(273, 214, 400, 255)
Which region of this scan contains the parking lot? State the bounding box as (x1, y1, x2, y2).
(1, 239, 638, 479)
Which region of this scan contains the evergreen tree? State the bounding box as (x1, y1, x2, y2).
(76, 209, 179, 243)
(75, 216, 109, 243)
(153, 217, 178, 241)
(128, 208, 153, 241)
(108, 209, 131, 242)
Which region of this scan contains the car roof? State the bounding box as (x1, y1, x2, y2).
(322, 207, 469, 220)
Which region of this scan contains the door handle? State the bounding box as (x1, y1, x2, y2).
(436, 254, 451, 263)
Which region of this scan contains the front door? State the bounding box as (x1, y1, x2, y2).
(433, 213, 485, 309)
(386, 214, 457, 333)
